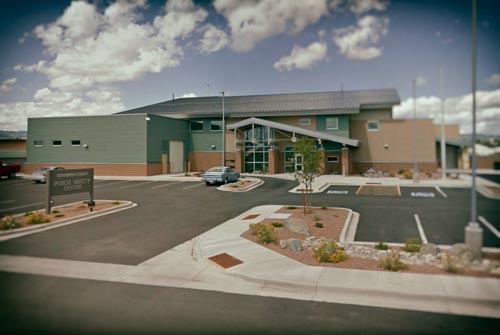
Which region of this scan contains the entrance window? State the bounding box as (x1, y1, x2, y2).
(243, 126, 270, 173)
(284, 146, 303, 172)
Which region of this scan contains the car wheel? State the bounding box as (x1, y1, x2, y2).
(205, 181, 210, 185)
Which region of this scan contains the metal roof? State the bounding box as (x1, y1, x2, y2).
(227, 117, 359, 147)
(117, 89, 400, 118)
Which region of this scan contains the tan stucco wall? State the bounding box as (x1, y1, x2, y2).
(351, 108, 392, 120)
(0, 140, 26, 151)
(434, 124, 461, 139)
(24, 163, 161, 176)
(476, 153, 500, 169)
(189, 151, 235, 172)
(351, 119, 437, 165)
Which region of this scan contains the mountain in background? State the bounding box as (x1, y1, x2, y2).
(0, 130, 27, 139)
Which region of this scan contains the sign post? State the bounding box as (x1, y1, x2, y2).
(46, 168, 94, 214)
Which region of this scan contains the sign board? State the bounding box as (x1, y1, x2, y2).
(327, 190, 349, 195)
(410, 192, 435, 198)
(47, 168, 94, 213)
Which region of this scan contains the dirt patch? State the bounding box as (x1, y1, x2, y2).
(221, 179, 260, 191)
(1, 200, 127, 231)
(357, 185, 400, 196)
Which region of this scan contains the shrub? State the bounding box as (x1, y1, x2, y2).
(52, 210, 60, 214)
(315, 222, 324, 228)
(271, 222, 284, 228)
(0, 216, 22, 230)
(249, 223, 276, 244)
(112, 201, 120, 205)
(374, 241, 389, 250)
(403, 171, 413, 180)
(380, 251, 407, 271)
(442, 253, 458, 273)
(313, 213, 321, 221)
(24, 211, 33, 217)
(321, 204, 327, 210)
(54, 214, 65, 218)
(330, 249, 347, 263)
(286, 206, 297, 209)
(313, 240, 338, 262)
(403, 237, 422, 253)
(26, 213, 51, 225)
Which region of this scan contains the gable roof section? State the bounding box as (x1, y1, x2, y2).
(118, 89, 400, 118)
(227, 117, 359, 147)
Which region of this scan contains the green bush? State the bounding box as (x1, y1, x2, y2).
(374, 241, 389, 250)
(54, 214, 65, 218)
(403, 171, 413, 179)
(271, 222, 284, 228)
(442, 253, 458, 273)
(315, 222, 324, 228)
(321, 204, 327, 210)
(403, 237, 422, 253)
(313, 240, 338, 262)
(313, 213, 321, 221)
(26, 213, 51, 225)
(330, 249, 347, 263)
(0, 216, 22, 230)
(380, 251, 407, 271)
(52, 210, 60, 214)
(249, 223, 276, 244)
(24, 211, 33, 217)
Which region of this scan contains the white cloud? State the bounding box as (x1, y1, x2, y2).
(393, 89, 500, 135)
(486, 73, 500, 86)
(273, 41, 327, 71)
(199, 24, 230, 54)
(347, 0, 388, 15)
(333, 15, 389, 60)
(213, 0, 329, 52)
(16, 0, 208, 91)
(0, 89, 124, 131)
(18, 32, 29, 44)
(180, 92, 198, 98)
(0, 77, 17, 93)
(415, 75, 427, 87)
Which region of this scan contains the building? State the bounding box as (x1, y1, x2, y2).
(24, 89, 440, 176)
(0, 139, 27, 170)
(434, 124, 468, 170)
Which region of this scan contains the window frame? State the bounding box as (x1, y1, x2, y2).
(367, 120, 380, 131)
(210, 120, 223, 132)
(325, 117, 339, 130)
(298, 118, 311, 126)
(33, 140, 43, 147)
(52, 140, 62, 147)
(327, 156, 339, 163)
(71, 140, 81, 146)
(190, 120, 204, 132)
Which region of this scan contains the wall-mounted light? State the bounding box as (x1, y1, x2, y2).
(211, 144, 216, 150)
(291, 132, 297, 143)
(384, 144, 389, 149)
(145, 116, 151, 121)
(83, 144, 89, 149)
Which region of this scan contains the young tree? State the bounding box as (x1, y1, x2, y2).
(293, 138, 323, 214)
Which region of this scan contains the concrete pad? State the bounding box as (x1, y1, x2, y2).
(258, 266, 323, 301)
(267, 213, 292, 220)
(378, 271, 446, 297)
(317, 267, 378, 291)
(439, 275, 500, 301)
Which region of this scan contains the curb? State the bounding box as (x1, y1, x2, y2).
(217, 178, 264, 193)
(0, 201, 136, 241)
(477, 184, 500, 200)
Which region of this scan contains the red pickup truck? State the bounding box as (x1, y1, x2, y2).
(0, 161, 21, 179)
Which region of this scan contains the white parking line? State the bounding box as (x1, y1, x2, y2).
(95, 180, 130, 188)
(414, 214, 428, 244)
(151, 181, 185, 190)
(478, 216, 500, 238)
(183, 182, 205, 190)
(0, 200, 15, 205)
(435, 186, 447, 198)
(5, 179, 33, 185)
(120, 181, 155, 190)
(0, 202, 45, 213)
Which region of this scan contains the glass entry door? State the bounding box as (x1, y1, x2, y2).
(294, 153, 303, 171)
(284, 147, 303, 172)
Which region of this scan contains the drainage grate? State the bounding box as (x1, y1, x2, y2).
(243, 214, 260, 220)
(356, 185, 400, 196)
(208, 253, 243, 269)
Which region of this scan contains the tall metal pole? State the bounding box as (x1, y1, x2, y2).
(412, 79, 419, 182)
(221, 91, 225, 167)
(440, 68, 447, 180)
(465, 0, 482, 259)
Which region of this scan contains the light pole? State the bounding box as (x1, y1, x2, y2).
(412, 79, 419, 182)
(465, 0, 482, 259)
(221, 91, 225, 167)
(440, 68, 446, 180)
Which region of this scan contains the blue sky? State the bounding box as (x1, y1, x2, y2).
(0, 0, 499, 134)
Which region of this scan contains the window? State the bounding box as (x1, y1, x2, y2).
(210, 120, 223, 131)
(326, 117, 338, 130)
(243, 126, 270, 173)
(34, 140, 43, 147)
(299, 118, 311, 126)
(190, 120, 204, 132)
(327, 156, 339, 163)
(71, 140, 81, 146)
(52, 140, 62, 146)
(367, 120, 379, 131)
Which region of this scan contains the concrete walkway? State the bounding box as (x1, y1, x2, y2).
(1, 205, 498, 319)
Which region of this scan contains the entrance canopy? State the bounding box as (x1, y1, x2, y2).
(226, 117, 359, 147)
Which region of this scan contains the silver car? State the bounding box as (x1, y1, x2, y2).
(202, 166, 240, 185)
(31, 166, 65, 183)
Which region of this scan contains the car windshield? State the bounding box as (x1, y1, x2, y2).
(207, 168, 224, 173)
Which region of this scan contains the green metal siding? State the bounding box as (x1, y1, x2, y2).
(315, 115, 350, 138)
(0, 150, 26, 158)
(27, 115, 147, 163)
(189, 118, 224, 152)
(146, 115, 189, 162)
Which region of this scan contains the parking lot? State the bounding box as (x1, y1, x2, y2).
(0, 176, 498, 267)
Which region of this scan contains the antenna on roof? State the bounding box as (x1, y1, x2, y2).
(206, 84, 210, 97)
(172, 93, 175, 101)
(341, 82, 344, 98)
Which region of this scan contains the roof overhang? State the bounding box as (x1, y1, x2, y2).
(227, 117, 359, 147)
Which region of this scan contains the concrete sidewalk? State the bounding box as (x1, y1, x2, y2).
(1, 205, 498, 319)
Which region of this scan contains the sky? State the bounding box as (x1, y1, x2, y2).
(0, 0, 499, 135)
